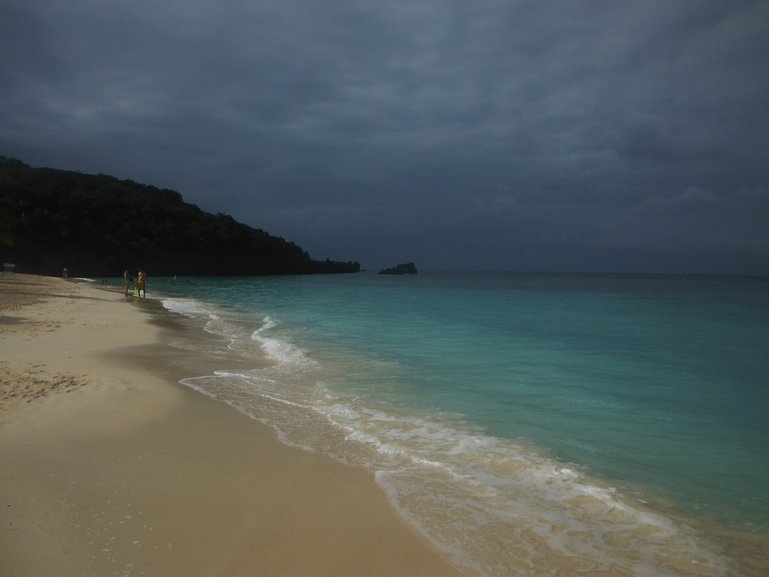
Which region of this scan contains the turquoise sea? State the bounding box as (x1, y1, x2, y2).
(142, 272, 768, 576)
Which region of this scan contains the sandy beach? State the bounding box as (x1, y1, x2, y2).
(0, 273, 468, 577)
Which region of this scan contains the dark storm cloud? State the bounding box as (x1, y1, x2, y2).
(2, 0, 768, 273)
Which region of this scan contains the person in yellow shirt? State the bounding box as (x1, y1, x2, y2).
(136, 269, 147, 298)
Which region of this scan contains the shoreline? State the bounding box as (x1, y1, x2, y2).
(144, 274, 769, 577)
(0, 273, 468, 577)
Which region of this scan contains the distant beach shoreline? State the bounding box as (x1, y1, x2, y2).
(0, 273, 466, 577)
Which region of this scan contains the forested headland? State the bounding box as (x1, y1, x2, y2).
(0, 157, 360, 277)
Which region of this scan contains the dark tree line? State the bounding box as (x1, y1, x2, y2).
(0, 156, 360, 277)
(380, 262, 418, 275)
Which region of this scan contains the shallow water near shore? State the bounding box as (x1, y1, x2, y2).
(142, 271, 768, 576)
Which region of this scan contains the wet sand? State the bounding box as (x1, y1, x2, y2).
(0, 273, 468, 577)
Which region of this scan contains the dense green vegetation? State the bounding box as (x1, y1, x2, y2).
(0, 157, 359, 277)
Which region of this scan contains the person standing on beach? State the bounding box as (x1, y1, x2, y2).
(137, 269, 147, 298)
(123, 270, 131, 296)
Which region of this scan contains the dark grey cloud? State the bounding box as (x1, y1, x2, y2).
(2, 0, 768, 274)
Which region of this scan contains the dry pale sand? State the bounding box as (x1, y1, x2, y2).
(0, 273, 469, 577)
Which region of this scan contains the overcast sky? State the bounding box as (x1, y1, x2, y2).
(2, 0, 768, 274)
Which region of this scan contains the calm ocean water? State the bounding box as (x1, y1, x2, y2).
(143, 271, 768, 576)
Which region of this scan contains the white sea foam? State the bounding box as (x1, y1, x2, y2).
(250, 316, 315, 368)
(162, 297, 219, 320)
(254, 315, 277, 332)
